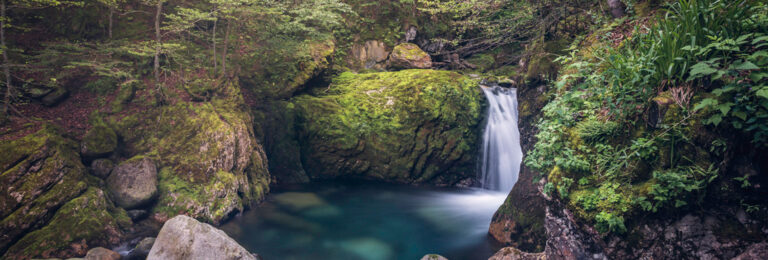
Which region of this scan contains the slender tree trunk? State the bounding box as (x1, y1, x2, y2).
(2, 0, 12, 120)
(221, 20, 230, 76)
(153, 0, 162, 99)
(212, 15, 217, 74)
(108, 6, 114, 39)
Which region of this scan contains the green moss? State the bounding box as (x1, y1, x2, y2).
(466, 53, 496, 71)
(392, 43, 428, 60)
(4, 188, 131, 259)
(110, 93, 270, 224)
(294, 69, 483, 183)
(80, 124, 117, 157)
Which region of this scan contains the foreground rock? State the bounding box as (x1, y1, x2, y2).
(107, 156, 158, 209)
(294, 70, 483, 184)
(147, 215, 257, 260)
(388, 43, 432, 69)
(126, 237, 155, 260)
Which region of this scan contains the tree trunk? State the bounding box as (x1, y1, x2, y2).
(108, 5, 114, 39)
(221, 20, 230, 76)
(212, 15, 217, 74)
(153, 0, 162, 101)
(607, 0, 625, 18)
(1, 0, 12, 120)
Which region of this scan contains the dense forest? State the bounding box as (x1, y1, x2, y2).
(1, 0, 767, 259)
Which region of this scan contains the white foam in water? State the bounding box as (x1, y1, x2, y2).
(479, 85, 524, 192)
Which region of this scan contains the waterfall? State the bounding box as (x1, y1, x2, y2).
(479, 84, 523, 192)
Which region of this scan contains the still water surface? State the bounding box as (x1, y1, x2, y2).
(220, 180, 508, 260)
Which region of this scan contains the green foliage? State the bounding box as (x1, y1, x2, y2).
(575, 119, 619, 143)
(526, 0, 766, 234)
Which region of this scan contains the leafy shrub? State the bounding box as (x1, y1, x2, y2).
(575, 119, 620, 143)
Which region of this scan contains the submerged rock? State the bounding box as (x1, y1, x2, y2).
(294, 70, 483, 184)
(106, 156, 158, 209)
(388, 43, 432, 69)
(337, 237, 393, 260)
(147, 215, 257, 260)
(84, 247, 121, 260)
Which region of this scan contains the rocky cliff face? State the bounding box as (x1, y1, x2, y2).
(0, 126, 132, 258)
(293, 69, 483, 184)
(112, 94, 270, 225)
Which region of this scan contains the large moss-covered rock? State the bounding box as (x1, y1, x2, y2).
(4, 188, 132, 259)
(80, 124, 118, 159)
(293, 69, 483, 184)
(112, 94, 270, 224)
(0, 126, 89, 256)
(106, 156, 158, 209)
(388, 43, 432, 69)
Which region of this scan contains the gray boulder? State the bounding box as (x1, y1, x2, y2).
(147, 215, 257, 260)
(106, 156, 158, 209)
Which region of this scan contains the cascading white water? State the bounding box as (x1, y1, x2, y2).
(479, 84, 523, 192)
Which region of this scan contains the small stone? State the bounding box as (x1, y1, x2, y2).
(388, 43, 432, 69)
(41, 87, 69, 106)
(127, 209, 149, 221)
(126, 237, 155, 260)
(91, 159, 115, 179)
(84, 247, 121, 260)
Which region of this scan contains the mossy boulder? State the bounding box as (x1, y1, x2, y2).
(293, 69, 483, 184)
(0, 125, 89, 256)
(111, 94, 270, 224)
(4, 188, 132, 259)
(106, 156, 158, 209)
(80, 125, 118, 159)
(41, 86, 69, 106)
(388, 43, 432, 69)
